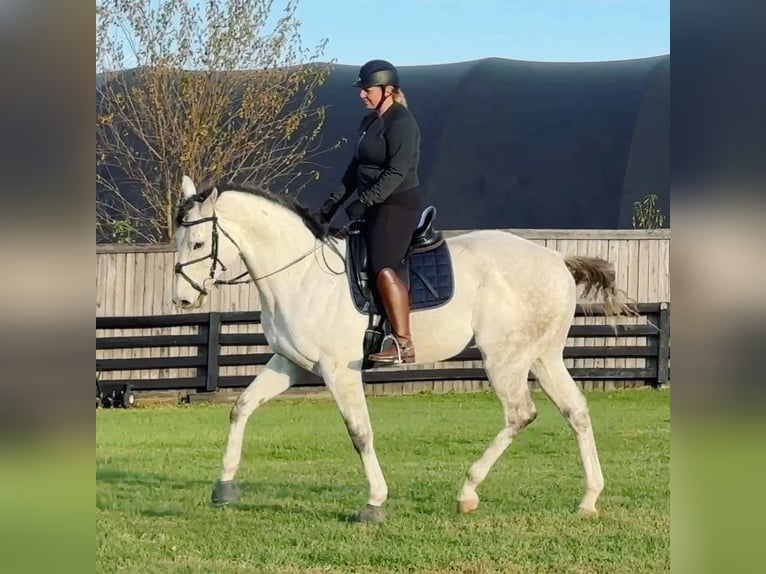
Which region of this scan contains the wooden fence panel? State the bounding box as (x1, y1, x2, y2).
(96, 230, 669, 318)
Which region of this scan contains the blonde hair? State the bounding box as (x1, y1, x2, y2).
(392, 88, 408, 108)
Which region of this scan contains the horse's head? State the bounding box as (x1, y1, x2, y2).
(172, 175, 239, 309)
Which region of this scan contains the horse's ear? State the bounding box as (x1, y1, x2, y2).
(181, 175, 197, 199)
(209, 187, 219, 203)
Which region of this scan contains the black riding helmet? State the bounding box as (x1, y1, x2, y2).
(353, 59, 399, 89)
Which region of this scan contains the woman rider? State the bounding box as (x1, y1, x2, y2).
(319, 59, 423, 364)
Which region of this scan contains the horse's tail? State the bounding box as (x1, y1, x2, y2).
(564, 255, 638, 319)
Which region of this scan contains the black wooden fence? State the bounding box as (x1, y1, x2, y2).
(96, 303, 669, 401)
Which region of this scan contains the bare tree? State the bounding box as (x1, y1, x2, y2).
(97, 0, 337, 243)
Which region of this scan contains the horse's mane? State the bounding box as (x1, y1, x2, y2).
(175, 180, 327, 239)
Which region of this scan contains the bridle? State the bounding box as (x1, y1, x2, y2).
(174, 211, 342, 297)
(174, 214, 236, 297)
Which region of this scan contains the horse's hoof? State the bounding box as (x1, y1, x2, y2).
(457, 498, 479, 514)
(353, 504, 385, 523)
(211, 480, 240, 506)
(577, 505, 599, 518)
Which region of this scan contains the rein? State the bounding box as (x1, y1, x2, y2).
(175, 212, 342, 296)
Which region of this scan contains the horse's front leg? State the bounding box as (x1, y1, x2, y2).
(321, 361, 388, 523)
(212, 354, 301, 505)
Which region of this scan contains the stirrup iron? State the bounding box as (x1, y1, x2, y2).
(372, 334, 414, 364)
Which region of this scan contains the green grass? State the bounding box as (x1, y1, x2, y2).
(96, 388, 669, 573)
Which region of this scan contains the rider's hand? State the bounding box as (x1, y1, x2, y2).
(319, 198, 339, 223)
(344, 199, 366, 221)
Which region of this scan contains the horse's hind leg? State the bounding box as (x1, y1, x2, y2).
(532, 349, 604, 516)
(457, 351, 537, 513)
(212, 354, 299, 505)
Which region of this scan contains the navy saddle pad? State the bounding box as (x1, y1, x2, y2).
(346, 232, 455, 315)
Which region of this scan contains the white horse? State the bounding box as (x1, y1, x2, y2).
(172, 175, 633, 522)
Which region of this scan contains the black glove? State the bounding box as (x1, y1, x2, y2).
(344, 199, 366, 221)
(319, 198, 340, 224)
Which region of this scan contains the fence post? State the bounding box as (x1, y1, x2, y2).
(196, 319, 209, 393)
(205, 312, 221, 392)
(656, 302, 670, 386)
(644, 304, 660, 388)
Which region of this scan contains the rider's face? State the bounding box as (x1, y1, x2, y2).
(360, 85, 392, 109)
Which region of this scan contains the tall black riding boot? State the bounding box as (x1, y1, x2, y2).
(368, 268, 415, 364)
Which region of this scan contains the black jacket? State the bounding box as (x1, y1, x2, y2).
(331, 102, 420, 206)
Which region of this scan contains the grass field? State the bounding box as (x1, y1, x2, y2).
(96, 388, 670, 573)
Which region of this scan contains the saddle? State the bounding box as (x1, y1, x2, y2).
(344, 206, 455, 369)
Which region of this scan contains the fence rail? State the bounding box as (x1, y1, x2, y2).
(96, 303, 670, 402)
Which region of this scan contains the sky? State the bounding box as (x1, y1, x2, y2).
(102, 1, 669, 71)
(292, 0, 670, 67)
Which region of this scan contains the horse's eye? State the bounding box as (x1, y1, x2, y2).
(192, 242, 204, 250)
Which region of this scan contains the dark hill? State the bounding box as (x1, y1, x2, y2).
(97, 55, 669, 238)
